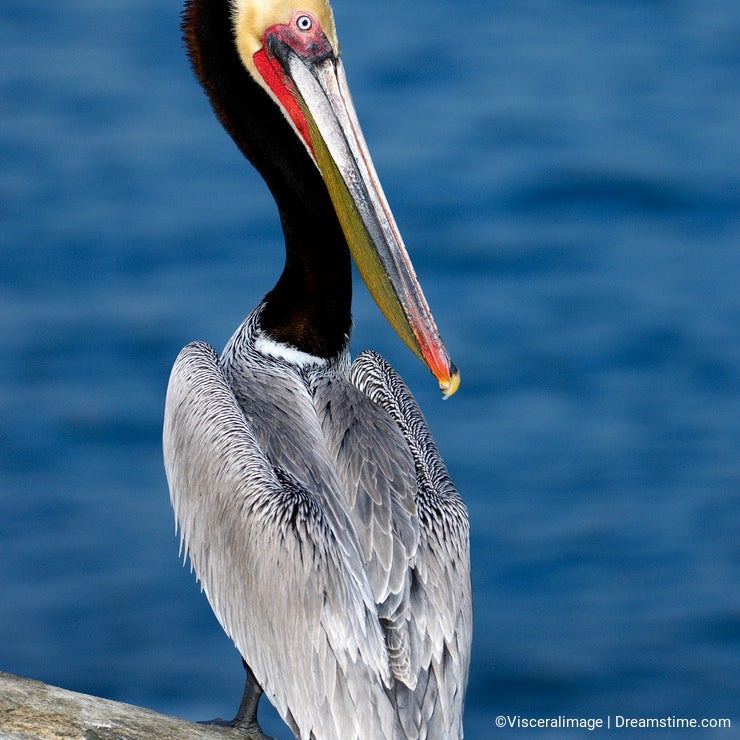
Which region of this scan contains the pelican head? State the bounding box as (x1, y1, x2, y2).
(191, 0, 459, 396)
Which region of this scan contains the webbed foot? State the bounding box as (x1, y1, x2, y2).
(198, 662, 275, 739)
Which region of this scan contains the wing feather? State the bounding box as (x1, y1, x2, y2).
(163, 341, 399, 739)
(312, 375, 420, 685)
(350, 350, 472, 739)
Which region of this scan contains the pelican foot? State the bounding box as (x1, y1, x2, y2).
(198, 717, 276, 740)
(198, 662, 274, 739)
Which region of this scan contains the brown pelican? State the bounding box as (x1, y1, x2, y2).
(163, 0, 471, 737)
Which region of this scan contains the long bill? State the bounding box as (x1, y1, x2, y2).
(262, 38, 459, 397)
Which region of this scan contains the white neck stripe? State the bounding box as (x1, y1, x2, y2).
(254, 335, 328, 368)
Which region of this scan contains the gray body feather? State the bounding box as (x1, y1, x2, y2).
(163, 307, 471, 739)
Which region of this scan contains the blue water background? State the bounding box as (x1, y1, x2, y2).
(1, 0, 738, 736)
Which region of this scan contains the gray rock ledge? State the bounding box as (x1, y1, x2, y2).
(0, 671, 257, 740)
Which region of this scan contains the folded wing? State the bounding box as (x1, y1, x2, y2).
(163, 341, 399, 739)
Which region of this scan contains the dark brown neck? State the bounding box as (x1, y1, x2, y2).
(182, 0, 352, 359)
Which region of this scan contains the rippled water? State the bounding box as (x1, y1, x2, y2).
(1, 0, 738, 737)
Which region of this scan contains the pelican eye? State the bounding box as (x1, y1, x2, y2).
(296, 14, 312, 31)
